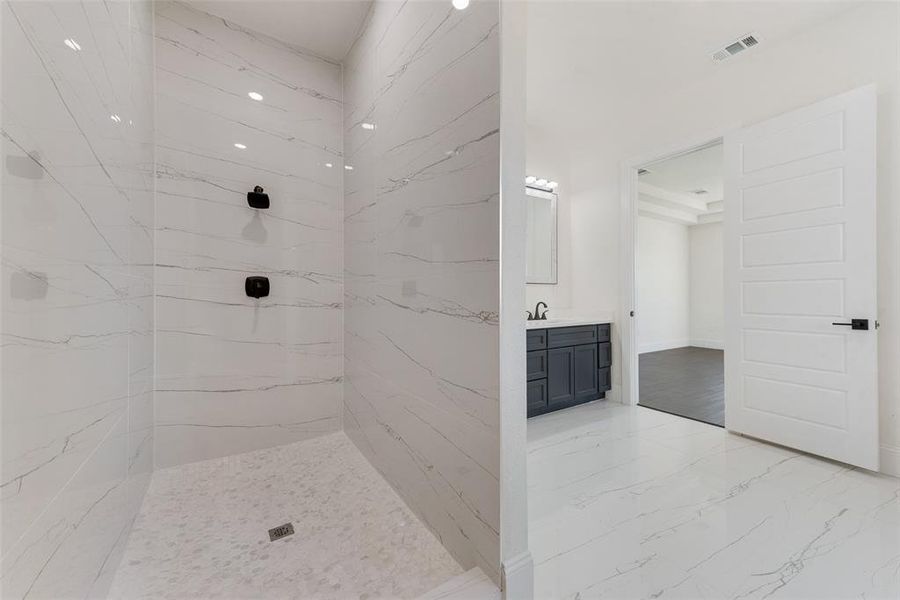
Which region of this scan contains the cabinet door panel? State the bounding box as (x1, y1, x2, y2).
(527, 329, 548, 351)
(527, 379, 548, 417)
(573, 344, 600, 403)
(598, 342, 612, 367)
(598, 367, 611, 393)
(527, 350, 548, 381)
(548, 325, 598, 349)
(597, 323, 611, 342)
(547, 346, 575, 408)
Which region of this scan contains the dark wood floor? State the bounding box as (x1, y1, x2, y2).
(638, 346, 724, 427)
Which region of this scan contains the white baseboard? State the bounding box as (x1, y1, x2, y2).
(501, 551, 533, 600)
(881, 445, 900, 478)
(690, 339, 724, 350)
(638, 339, 690, 354)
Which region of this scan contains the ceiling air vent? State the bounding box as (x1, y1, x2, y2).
(712, 33, 760, 62)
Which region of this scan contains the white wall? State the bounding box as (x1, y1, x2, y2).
(343, 0, 503, 583)
(528, 3, 900, 475)
(636, 217, 690, 353)
(1, 1, 155, 596)
(152, 2, 344, 468)
(689, 223, 724, 349)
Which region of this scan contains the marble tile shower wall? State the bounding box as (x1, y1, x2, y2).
(1, 1, 155, 598)
(153, 2, 344, 468)
(343, 0, 502, 583)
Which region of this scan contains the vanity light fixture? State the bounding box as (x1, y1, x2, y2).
(234, 143, 247, 150)
(361, 122, 376, 130)
(452, 0, 470, 9)
(248, 91, 264, 101)
(64, 38, 81, 51)
(526, 175, 558, 193)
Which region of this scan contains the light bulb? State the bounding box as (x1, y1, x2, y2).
(536, 178, 548, 186)
(452, 0, 469, 9)
(325, 163, 333, 168)
(525, 175, 536, 184)
(234, 143, 247, 150)
(248, 92, 263, 101)
(64, 38, 81, 51)
(361, 122, 376, 130)
(344, 165, 354, 171)
(548, 181, 559, 189)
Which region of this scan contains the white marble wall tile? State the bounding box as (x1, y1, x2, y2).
(1, 0, 155, 596)
(153, 1, 343, 468)
(343, 0, 502, 583)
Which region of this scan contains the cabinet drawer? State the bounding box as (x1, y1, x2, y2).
(598, 342, 611, 367)
(527, 379, 548, 416)
(598, 367, 611, 393)
(527, 350, 547, 381)
(597, 323, 611, 342)
(547, 325, 598, 349)
(527, 329, 548, 351)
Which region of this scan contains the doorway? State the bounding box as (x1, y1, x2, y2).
(633, 142, 725, 427)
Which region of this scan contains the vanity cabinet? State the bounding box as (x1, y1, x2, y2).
(527, 324, 611, 418)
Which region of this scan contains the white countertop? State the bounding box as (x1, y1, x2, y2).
(526, 317, 613, 330)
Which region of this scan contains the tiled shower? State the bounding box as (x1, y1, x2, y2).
(1, 0, 504, 597)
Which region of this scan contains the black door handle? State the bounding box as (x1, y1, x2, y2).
(832, 319, 869, 330)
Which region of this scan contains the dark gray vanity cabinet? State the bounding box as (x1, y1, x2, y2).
(527, 324, 611, 418)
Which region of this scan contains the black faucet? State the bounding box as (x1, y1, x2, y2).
(528, 301, 548, 321)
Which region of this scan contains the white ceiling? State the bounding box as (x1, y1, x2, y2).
(526, 1, 860, 145)
(189, 0, 372, 62)
(642, 143, 723, 201)
(639, 143, 724, 226)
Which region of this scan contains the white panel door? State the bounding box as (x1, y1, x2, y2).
(724, 85, 878, 470)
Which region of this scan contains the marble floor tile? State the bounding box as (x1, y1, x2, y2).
(108, 432, 462, 599)
(528, 401, 900, 600)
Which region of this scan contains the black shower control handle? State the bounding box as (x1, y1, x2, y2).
(247, 185, 270, 209)
(245, 276, 269, 298)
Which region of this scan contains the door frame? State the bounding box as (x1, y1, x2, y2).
(619, 126, 737, 407)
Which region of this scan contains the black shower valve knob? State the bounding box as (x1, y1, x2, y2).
(245, 276, 269, 298)
(247, 185, 270, 209)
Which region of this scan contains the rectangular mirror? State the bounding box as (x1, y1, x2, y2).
(526, 187, 558, 284)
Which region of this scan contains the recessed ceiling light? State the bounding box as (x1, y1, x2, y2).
(64, 38, 81, 51)
(361, 122, 375, 130)
(344, 165, 354, 171)
(525, 175, 536, 184)
(452, 0, 470, 9)
(110, 114, 121, 123)
(234, 143, 247, 150)
(248, 91, 263, 101)
(325, 163, 333, 168)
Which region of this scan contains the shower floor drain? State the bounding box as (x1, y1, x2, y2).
(268, 522, 295, 542)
